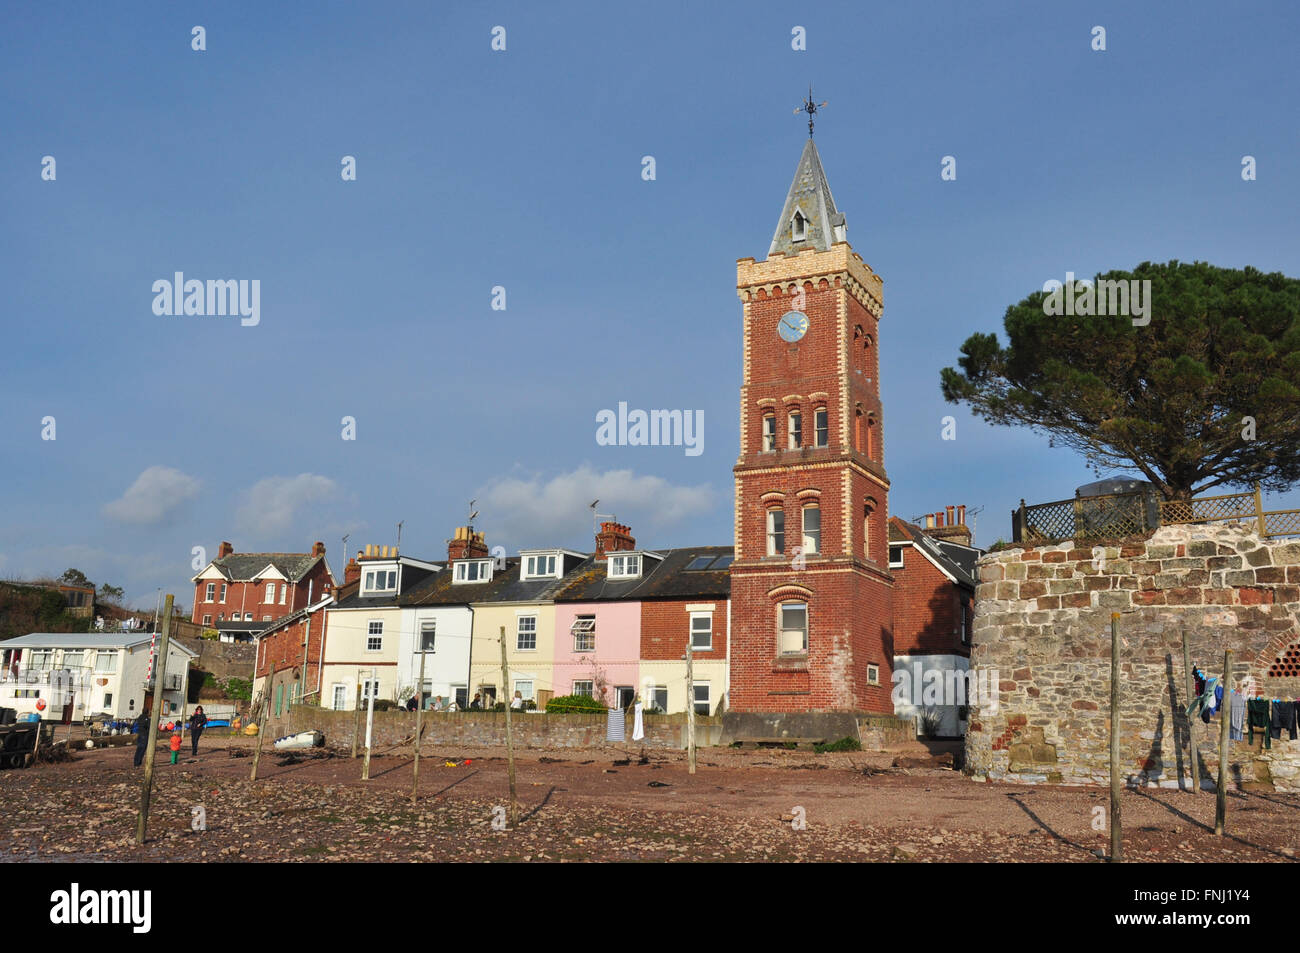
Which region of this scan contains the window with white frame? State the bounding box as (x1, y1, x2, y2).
(814, 406, 828, 447)
(361, 679, 380, 700)
(364, 569, 398, 594)
(265, 582, 275, 603)
(788, 409, 802, 449)
(332, 684, 348, 710)
(279, 584, 287, 604)
(689, 612, 713, 651)
(766, 508, 785, 556)
(888, 545, 905, 568)
(608, 554, 641, 578)
(571, 616, 596, 652)
(762, 413, 776, 452)
(693, 681, 711, 716)
(522, 554, 556, 579)
(453, 560, 492, 584)
(262, 615, 271, 622)
(62, 651, 83, 671)
(205, 583, 215, 602)
(779, 602, 808, 654)
(514, 679, 535, 701)
(419, 620, 436, 653)
(867, 663, 880, 686)
(802, 504, 821, 554)
(30, 650, 54, 670)
(573, 680, 594, 697)
(366, 621, 383, 651)
(220, 582, 227, 602)
(652, 686, 668, 712)
(244, 613, 254, 621)
(516, 615, 537, 651)
(202, 614, 212, 626)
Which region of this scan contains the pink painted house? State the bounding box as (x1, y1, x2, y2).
(552, 599, 642, 708)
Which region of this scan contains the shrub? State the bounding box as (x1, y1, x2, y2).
(545, 693, 608, 714)
(224, 677, 252, 701)
(813, 736, 862, 753)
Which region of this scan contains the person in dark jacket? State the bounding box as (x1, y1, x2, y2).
(189, 705, 208, 756)
(133, 710, 151, 767)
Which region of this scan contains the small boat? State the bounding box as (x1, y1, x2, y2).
(273, 729, 324, 750)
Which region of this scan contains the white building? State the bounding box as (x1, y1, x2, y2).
(0, 633, 195, 723)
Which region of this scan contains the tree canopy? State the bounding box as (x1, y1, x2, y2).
(59, 568, 92, 588)
(940, 261, 1300, 499)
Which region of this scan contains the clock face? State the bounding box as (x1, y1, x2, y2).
(778, 310, 809, 342)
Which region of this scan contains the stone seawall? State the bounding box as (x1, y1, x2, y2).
(966, 523, 1300, 790)
(277, 706, 723, 751)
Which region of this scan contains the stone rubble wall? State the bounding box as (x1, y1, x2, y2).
(966, 523, 1300, 790)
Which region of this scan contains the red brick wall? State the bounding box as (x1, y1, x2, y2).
(255, 611, 327, 690)
(891, 546, 971, 657)
(640, 598, 728, 661)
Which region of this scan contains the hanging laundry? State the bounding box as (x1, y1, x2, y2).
(606, 707, 626, 742)
(1186, 677, 1219, 721)
(1229, 692, 1245, 742)
(631, 701, 645, 742)
(1270, 700, 1297, 741)
(1247, 698, 1271, 749)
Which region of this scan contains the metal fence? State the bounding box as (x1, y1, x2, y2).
(1012, 484, 1300, 543)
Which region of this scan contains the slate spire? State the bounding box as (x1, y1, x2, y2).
(767, 137, 847, 259)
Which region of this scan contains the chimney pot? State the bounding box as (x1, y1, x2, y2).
(936, 511, 945, 528)
(957, 504, 966, 524)
(217, 541, 234, 559)
(946, 505, 955, 525)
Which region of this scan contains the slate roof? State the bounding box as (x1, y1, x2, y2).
(202, 553, 329, 584)
(554, 546, 733, 602)
(888, 517, 980, 589)
(330, 563, 440, 610)
(399, 556, 581, 608)
(768, 137, 846, 258)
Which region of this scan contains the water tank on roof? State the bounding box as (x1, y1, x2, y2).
(1075, 477, 1154, 498)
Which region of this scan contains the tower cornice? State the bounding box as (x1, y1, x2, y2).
(737, 243, 883, 317)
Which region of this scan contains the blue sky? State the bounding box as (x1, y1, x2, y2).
(2, 1, 1298, 608)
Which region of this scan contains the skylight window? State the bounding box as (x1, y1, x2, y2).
(686, 556, 715, 571)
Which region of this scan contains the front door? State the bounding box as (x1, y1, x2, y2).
(615, 686, 635, 709)
(332, 685, 347, 710)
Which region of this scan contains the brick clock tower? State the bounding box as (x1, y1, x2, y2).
(729, 122, 895, 717)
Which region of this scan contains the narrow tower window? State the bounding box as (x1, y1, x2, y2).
(792, 210, 806, 242)
(762, 413, 776, 452)
(788, 409, 802, 449)
(766, 508, 785, 556)
(814, 406, 828, 447)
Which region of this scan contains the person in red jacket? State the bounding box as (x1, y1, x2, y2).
(168, 730, 182, 765)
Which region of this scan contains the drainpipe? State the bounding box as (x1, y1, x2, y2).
(464, 605, 475, 708)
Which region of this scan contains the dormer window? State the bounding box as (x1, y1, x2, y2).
(453, 559, 493, 584)
(608, 554, 641, 579)
(363, 569, 397, 595)
(792, 210, 806, 242)
(522, 553, 558, 580)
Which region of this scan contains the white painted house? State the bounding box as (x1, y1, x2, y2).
(0, 633, 196, 722)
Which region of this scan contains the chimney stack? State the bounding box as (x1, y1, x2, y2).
(311, 540, 326, 557)
(920, 504, 973, 547)
(447, 526, 488, 561)
(595, 521, 636, 557)
(345, 554, 362, 587)
(217, 541, 234, 559)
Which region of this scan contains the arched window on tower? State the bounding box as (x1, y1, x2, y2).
(866, 413, 877, 460)
(854, 406, 864, 453)
(863, 497, 878, 562)
(792, 211, 806, 242)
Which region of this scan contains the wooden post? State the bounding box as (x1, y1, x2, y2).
(1109, 612, 1122, 862)
(1253, 483, 1267, 537)
(249, 690, 270, 781)
(411, 644, 427, 803)
(499, 626, 518, 826)
(362, 667, 376, 781)
(135, 595, 174, 846)
(1215, 650, 1232, 835)
(685, 640, 697, 776)
(1182, 631, 1199, 794)
(351, 679, 362, 758)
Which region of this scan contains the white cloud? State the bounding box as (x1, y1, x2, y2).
(236, 474, 340, 535)
(102, 466, 201, 525)
(477, 465, 716, 550)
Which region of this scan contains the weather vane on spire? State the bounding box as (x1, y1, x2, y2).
(795, 85, 828, 137)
